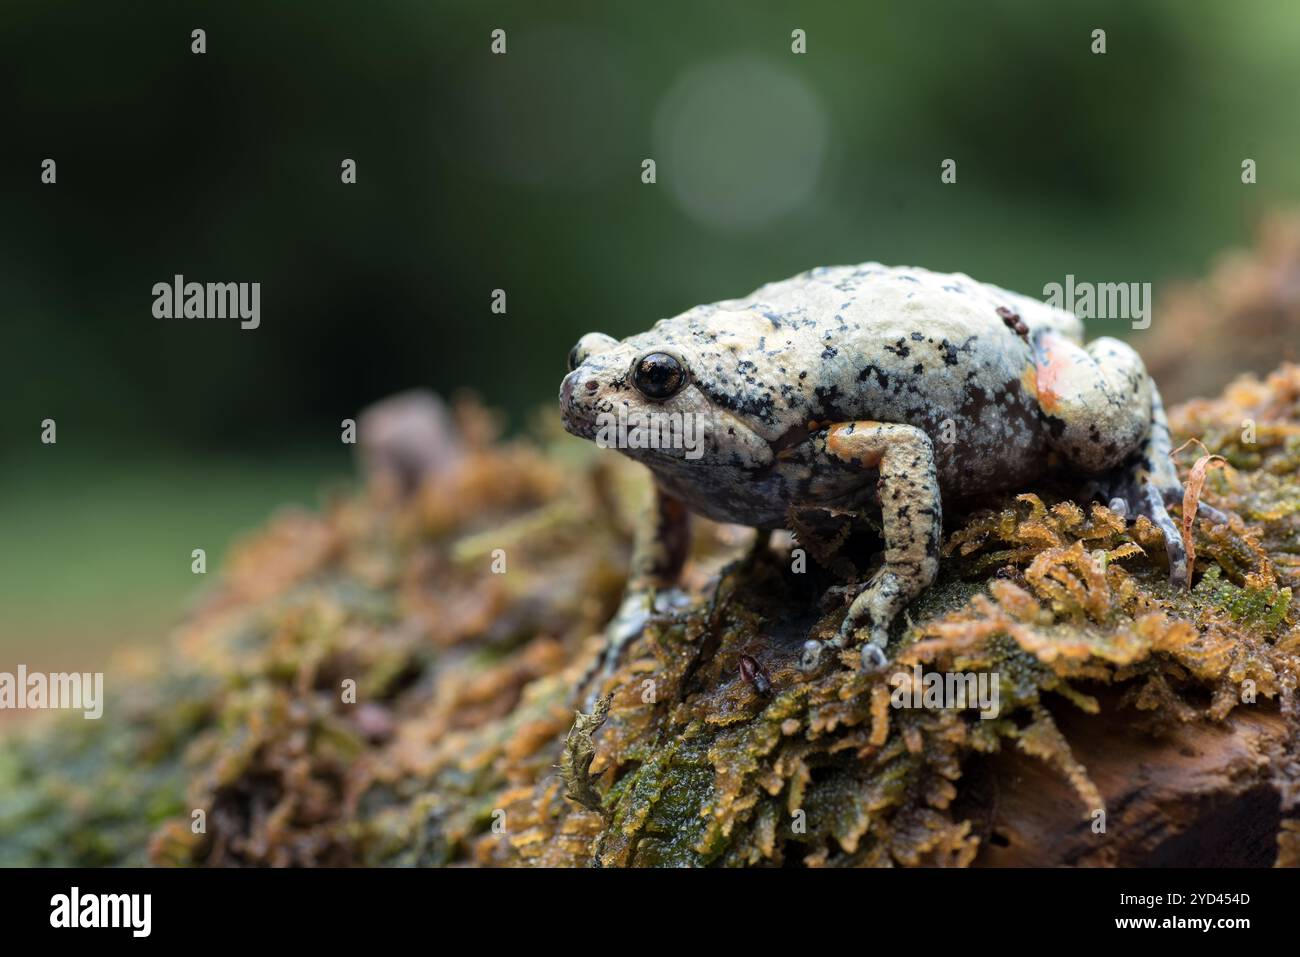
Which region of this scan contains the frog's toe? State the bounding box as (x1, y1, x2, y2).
(798, 639, 824, 672)
(859, 642, 888, 672)
(1165, 537, 1189, 589)
(800, 628, 851, 672)
(1138, 484, 1189, 587)
(838, 617, 891, 672)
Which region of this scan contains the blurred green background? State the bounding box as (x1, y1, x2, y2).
(2, 0, 1298, 671)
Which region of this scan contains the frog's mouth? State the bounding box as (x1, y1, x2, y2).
(559, 371, 603, 441)
(561, 410, 600, 441)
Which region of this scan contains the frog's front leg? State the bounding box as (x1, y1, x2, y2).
(578, 482, 690, 705)
(799, 422, 942, 673)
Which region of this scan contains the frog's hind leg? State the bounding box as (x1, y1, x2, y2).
(1030, 330, 1222, 587)
(798, 421, 941, 673)
(1032, 331, 1152, 473)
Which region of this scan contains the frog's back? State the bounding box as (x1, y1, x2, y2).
(638, 263, 1081, 496)
(706, 262, 1080, 348)
(743, 263, 1086, 343)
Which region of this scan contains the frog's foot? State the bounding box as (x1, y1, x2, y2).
(1086, 481, 1231, 591)
(1145, 483, 1235, 588)
(838, 571, 902, 672)
(575, 588, 695, 709)
(1096, 470, 1233, 590)
(1086, 470, 1192, 587)
(797, 617, 891, 674)
(1128, 382, 1233, 587)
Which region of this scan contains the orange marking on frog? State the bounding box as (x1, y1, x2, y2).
(827, 422, 884, 467)
(1032, 336, 1069, 414)
(1020, 364, 1039, 401)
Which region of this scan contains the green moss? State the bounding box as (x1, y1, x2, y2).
(1194, 565, 1291, 631)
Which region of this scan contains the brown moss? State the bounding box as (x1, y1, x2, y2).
(5, 373, 1300, 868)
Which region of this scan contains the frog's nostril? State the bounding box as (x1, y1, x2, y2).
(584, 380, 599, 393)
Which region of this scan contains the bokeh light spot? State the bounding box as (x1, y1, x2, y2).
(653, 55, 829, 231)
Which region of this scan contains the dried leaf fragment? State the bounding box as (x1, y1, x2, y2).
(560, 694, 611, 815)
(1170, 438, 1229, 588)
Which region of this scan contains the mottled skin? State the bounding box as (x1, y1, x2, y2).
(560, 263, 1213, 695)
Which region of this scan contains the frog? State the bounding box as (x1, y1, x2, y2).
(559, 263, 1224, 699)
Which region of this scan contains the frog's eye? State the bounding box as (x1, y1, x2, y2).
(567, 345, 584, 372)
(632, 352, 688, 401)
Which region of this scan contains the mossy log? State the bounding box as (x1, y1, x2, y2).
(1, 355, 1298, 866)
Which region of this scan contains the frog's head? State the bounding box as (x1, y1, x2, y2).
(559, 330, 772, 474)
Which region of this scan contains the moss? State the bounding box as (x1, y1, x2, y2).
(2, 368, 1299, 867)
